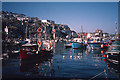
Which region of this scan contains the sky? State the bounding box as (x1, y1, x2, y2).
(2, 2, 118, 34)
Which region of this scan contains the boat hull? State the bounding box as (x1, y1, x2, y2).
(88, 43, 101, 50)
(19, 50, 53, 60)
(72, 42, 83, 49)
(105, 52, 120, 64)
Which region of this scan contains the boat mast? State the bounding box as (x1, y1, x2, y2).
(41, 23, 47, 40)
(53, 25, 55, 40)
(81, 25, 83, 38)
(37, 27, 41, 51)
(115, 21, 118, 40)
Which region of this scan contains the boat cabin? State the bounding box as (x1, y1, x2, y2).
(21, 44, 38, 51)
(73, 38, 83, 43)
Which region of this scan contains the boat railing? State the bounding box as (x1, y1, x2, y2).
(22, 47, 37, 51)
(106, 51, 120, 54)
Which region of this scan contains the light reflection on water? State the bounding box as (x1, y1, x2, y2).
(2, 41, 120, 79)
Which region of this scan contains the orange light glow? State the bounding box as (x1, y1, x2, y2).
(70, 55, 72, 59)
(101, 50, 103, 54)
(63, 55, 65, 59)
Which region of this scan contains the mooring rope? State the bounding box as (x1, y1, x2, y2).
(104, 69, 108, 80)
(88, 69, 108, 80)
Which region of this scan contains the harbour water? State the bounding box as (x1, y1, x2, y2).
(2, 41, 120, 79)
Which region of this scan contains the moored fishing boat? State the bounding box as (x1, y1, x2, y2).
(101, 38, 110, 49)
(103, 40, 120, 76)
(19, 43, 53, 60)
(101, 42, 109, 49)
(87, 37, 102, 50)
(103, 39, 120, 64)
(19, 27, 53, 60)
(71, 38, 83, 49)
(110, 37, 116, 45)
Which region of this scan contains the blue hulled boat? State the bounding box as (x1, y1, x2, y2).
(87, 37, 102, 50)
(72, 38, 83, 49)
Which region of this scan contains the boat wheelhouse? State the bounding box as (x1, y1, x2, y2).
(19, 43, 53, 60)
(71, 38, 83, 49)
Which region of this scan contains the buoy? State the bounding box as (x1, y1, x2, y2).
(83, 44, 84, 46)
(105, 44, 108, 47)
(33, 49, 36, 51)
(104, 59, 106, 61)
(101, 50, 103, 54)
(37, 40, 39, 43)
(41, 48, 45, 50)
(103, 55, 107, 57)
(101, 44, 104, 48)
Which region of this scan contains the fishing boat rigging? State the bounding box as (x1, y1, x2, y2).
(19, 25, 53, 60)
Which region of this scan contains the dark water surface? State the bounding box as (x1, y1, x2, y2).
(2, 42, 120, 79)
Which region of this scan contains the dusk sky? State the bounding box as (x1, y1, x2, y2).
(2, 2, 118, 34)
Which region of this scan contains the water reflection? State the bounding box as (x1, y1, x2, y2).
(49, 59, 55, 77)
(104, 59, 120, 79)
(72, 49, 83, 60)
(62, 49, 83, 60)
(85, 48, 108, 68)
(72, 49, 83, 54)
(20, 58, 55, 77)
(62, 55, 65, 59)
(87, 48, 108, 58)
(2, 42, 120, 79)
